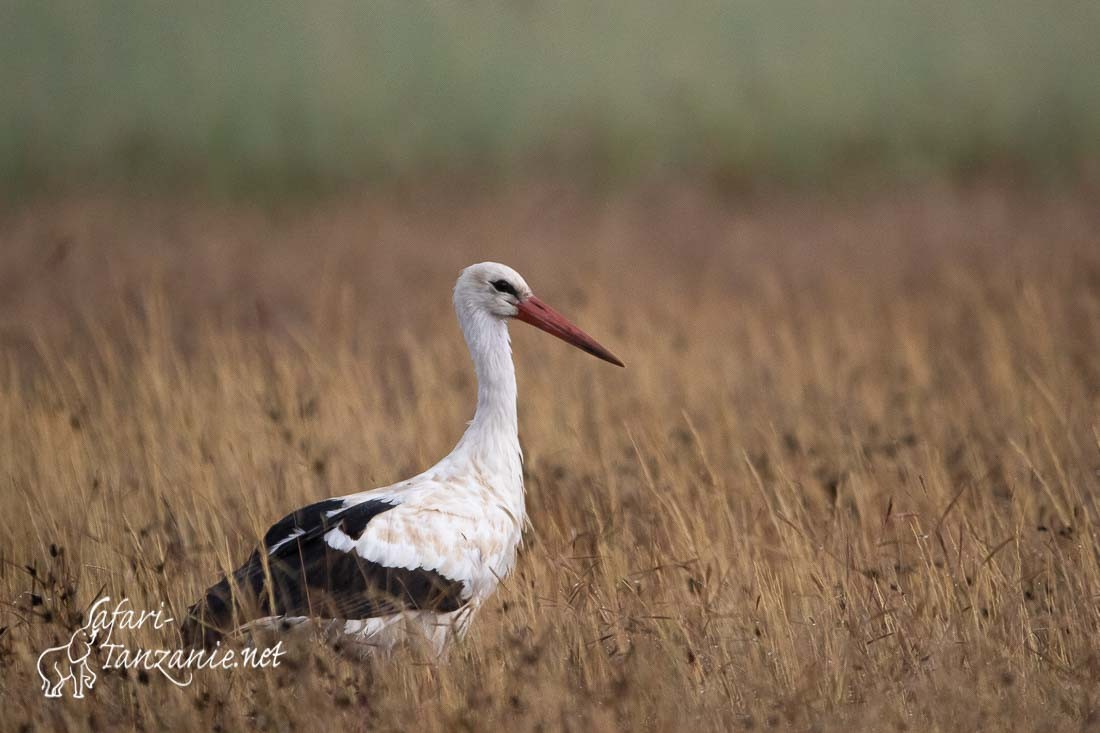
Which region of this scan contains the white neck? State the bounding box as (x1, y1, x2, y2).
(447, 302, 524, 507)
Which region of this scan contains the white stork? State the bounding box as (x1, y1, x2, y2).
(182, 262, 623, 655)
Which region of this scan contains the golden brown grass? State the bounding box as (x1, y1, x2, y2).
(1, 182, 1098, 731)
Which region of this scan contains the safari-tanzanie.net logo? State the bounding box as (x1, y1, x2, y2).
(36, 596, 284, 699)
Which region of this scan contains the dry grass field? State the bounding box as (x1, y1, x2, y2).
(0, 182, 1098, 730)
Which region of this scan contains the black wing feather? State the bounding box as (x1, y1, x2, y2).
(182, 498, 466, 648)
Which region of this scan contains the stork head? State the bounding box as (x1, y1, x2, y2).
(455, 262, 624, 367)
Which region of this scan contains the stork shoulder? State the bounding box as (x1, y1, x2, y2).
(259, 492, 400, 555)
(340, 479, 521, 589)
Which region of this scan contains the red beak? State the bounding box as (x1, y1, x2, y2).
(515, 296, 625, 367)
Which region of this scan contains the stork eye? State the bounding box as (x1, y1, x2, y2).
(491, 279, 518, 297)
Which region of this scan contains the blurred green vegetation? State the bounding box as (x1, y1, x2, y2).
(3, 0, 1099, 191)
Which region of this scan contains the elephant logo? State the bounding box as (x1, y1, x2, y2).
(37, 629, 97, 699)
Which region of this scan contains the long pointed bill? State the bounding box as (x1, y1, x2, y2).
(515, 296, 625, 367)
